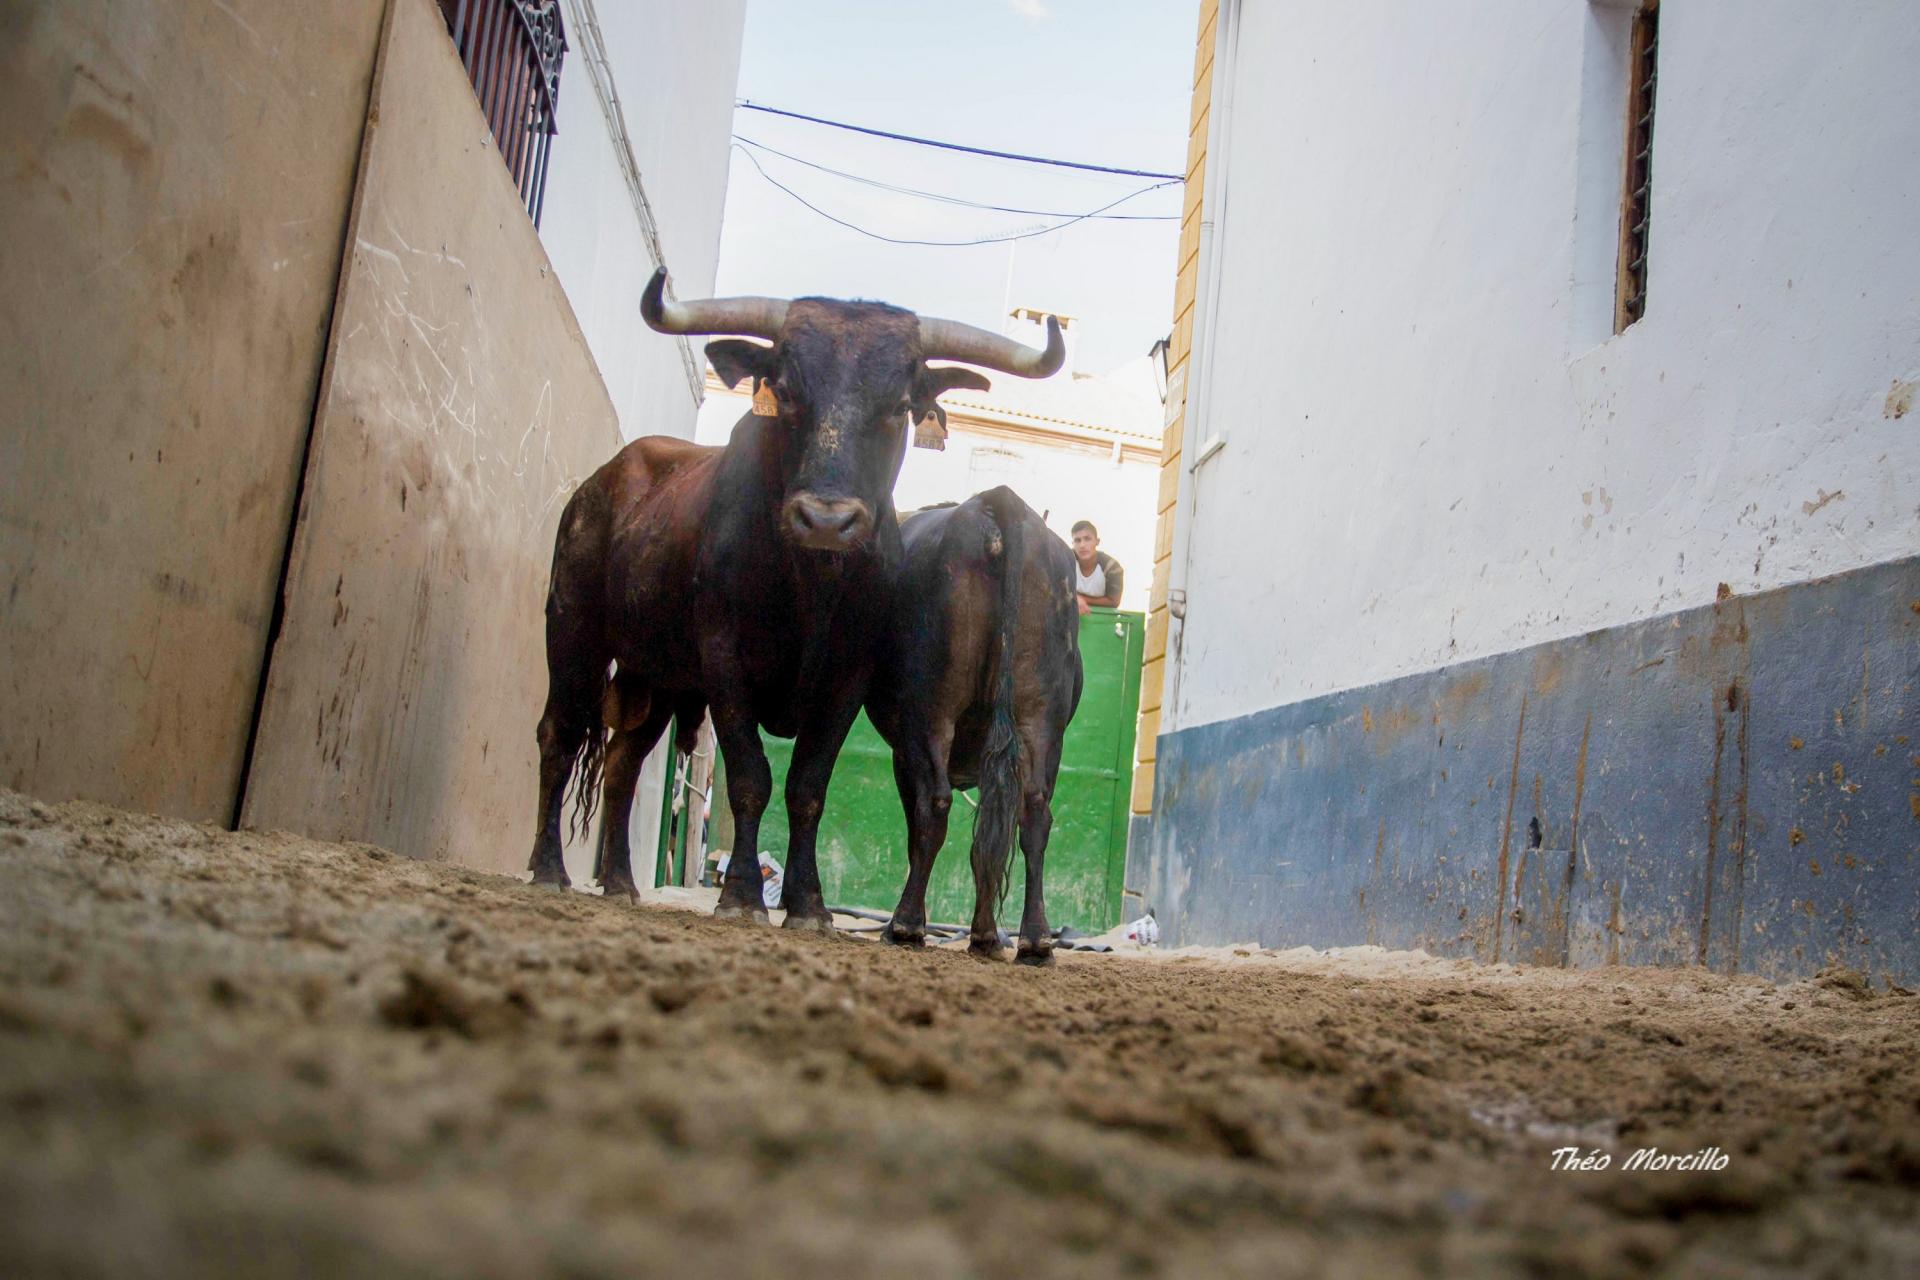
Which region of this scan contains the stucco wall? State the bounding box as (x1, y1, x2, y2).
(1168, 0, 1920, 734)
(539, 0, 746, 441)
(0, 0, 385, 821)
(239, 0, 621, 875)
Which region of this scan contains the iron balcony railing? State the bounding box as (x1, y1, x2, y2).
(438, 0, 567, 227)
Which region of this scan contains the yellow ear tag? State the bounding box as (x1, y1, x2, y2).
(751, 379, 778, 417)
(912, 412, 947, 451)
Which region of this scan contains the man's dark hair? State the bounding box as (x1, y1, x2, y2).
(1071, 520, 1097, 537)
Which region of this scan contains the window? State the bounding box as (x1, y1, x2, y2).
(1614, 1, 1659, 331)
(437, 1, 568, 227)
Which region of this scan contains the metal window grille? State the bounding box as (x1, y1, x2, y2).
(437, 0, 567, 227)
(1615, 1, 1658, 331)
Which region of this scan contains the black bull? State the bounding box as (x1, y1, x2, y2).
(525, 269, 1063, 929)
(868, 487, 1084, 963)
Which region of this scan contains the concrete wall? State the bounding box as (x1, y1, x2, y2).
(239, 0, 622, 877)
(0, 0, 741, 886)
(540, 0, 746, 440)
(1167, 0, 1920, 735)
(1145, 556, 1920, 986)
(0, 0, 385, 821)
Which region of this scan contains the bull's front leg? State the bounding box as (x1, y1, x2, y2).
(780, 687, 864, 932)
(885, 728, 953, 947)
(708, 691, 773, 925)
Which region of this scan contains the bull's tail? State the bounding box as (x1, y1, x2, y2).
(569, 671, 611, 874)
(970, 486, 1030, 910)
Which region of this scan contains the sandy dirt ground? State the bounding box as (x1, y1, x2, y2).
(1, 788, 1916, 1279)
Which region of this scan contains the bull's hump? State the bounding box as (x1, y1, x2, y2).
(633, 435, 721, 483)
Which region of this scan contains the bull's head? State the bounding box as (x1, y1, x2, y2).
(641, 268, 1063, 552)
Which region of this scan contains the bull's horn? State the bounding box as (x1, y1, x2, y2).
(918, 313, 1065, 379)
(640, 267, 788, 340)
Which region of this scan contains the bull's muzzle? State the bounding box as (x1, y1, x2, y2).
(783, 494, 873, 551)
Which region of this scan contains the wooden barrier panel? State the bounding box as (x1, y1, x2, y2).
(240, 0, 620, 873)
(0, 0, 385, 820)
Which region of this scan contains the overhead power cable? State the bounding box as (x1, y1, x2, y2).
(732, 135, 1179, 222)
(731, 144, 1179, 247)
(736, 100, 1185, 182)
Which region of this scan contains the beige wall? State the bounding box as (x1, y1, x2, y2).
(238, 0, 621, 874)
(0, 0, 385, 821)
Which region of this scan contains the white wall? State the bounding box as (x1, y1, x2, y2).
(539, 0, 746, 441)
(1169, 0, 1920, 733)
(695, 390, 1160, 612)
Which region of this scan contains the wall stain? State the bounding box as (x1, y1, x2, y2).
(1532, 650, 1566, 697)
(1728, 679, 1750, 974)
(1886, 378, 1914, 419)
(1699, 686, 1727, 967)
(1606, 876, 1623, 967)
(1800, 488, 1845, 517)
(1366, 818, 1385, 946)
(1559, 712, 1593, 966)
(1435, 670, 1489, 724)
(1491, 691, 1528, 963)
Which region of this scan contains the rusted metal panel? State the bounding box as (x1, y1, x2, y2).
(1144, 556, 1920, 985)
(238, 0, 619, 873)
(0, 0, 386, 820)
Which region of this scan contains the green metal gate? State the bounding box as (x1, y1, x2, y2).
(690, 608, 1142, 932)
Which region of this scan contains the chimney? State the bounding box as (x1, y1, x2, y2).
(1006, 306, 1076, 378)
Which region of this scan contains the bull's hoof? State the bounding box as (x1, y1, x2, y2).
(529, 865, 570, 891)
(714, 902, 770, 925)
(600, 874, 640, 904)
(1014, 942, 1055, 967)
(781, 910, 833, 933)
(882, 921, 927, 947)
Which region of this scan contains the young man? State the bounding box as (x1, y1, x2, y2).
(1069, 520, 1124, 616)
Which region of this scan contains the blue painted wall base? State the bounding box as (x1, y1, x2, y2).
(1144, 556, 1920, 984)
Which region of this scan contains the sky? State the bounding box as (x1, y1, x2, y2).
(713, 0, 1200, 376)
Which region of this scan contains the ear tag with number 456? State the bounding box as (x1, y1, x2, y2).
(751, 379, 779, 417)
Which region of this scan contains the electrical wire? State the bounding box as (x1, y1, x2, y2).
(733, 135, 1179, 222)
(736, 99, 1185, 182)
(732, 144, 1180, 247)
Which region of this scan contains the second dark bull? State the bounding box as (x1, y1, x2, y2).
(869, 488, 1084, 963)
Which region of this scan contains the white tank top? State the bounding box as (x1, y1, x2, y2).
(1075, 561, 1105, 597)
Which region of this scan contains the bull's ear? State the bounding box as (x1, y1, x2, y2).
(917, 365, 992, 401)
(910, 367, 988, 450)
(705, 339, 777, 391)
